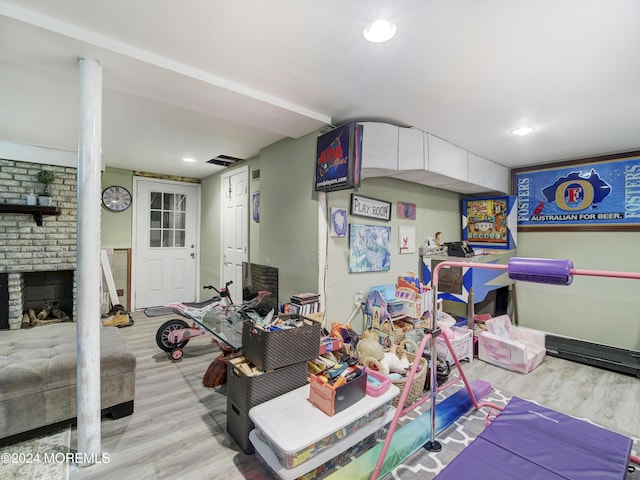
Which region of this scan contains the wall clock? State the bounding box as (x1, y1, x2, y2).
(102, 186, 132, 212)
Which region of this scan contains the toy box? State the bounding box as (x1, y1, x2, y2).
(308, 369, 367, 417)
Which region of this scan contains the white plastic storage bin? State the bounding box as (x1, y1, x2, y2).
(249, 383, 399, 469)
(250, 407, 394, 480)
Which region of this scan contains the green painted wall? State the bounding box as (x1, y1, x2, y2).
(324, 177, 462, 332)
(257, 134, 320, 304)
(100, 168, 133, 248)
(514, 231, 640, 350)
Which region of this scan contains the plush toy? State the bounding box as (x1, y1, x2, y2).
(383, 352, 408, 374)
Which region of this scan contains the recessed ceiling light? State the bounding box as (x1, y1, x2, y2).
(182, 157, 197, 163)
(511, 127, 535, 136)
(364, 19, 397, 43)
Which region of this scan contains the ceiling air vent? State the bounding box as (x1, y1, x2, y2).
(207, 154, 244, 167)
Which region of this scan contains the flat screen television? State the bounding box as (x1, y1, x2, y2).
(315, 122, 363, 192)
(242, 262, 279, 314)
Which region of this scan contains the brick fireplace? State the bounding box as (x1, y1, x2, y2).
(0, 159, 77, 329)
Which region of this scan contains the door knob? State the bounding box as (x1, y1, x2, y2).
(190, 252, 195, 258)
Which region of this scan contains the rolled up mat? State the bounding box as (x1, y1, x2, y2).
(508, 257, 573, 286)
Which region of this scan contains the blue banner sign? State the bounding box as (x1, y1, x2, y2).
(514, 155, 640, 229)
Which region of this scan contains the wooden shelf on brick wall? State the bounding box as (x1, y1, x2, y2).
(0, 204, 62, 226)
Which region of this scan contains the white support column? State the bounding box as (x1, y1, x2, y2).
(76, 57, 103, 465)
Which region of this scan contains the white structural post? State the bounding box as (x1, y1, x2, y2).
(76, 57, 103, 465)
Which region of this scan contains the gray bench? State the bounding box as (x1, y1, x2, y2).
(0, 322, 136, 442)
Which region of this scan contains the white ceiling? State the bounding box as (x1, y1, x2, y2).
(1, 0, 639, 179)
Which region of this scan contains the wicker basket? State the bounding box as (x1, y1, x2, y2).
(363, 339, 428, 408)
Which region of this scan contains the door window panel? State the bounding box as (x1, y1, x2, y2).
(149, 191, 187, 248)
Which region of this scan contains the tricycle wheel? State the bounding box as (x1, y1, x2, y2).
(156, 318, 190, 352)
(170, 348, 184, 361)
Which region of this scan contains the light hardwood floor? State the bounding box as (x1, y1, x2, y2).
(68, 312, 639, 480)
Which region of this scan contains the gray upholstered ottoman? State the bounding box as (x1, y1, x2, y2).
(0, 322, 136, 441)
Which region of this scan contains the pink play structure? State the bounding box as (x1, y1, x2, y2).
(371, 257, 640, 480)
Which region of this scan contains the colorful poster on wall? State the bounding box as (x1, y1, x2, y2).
(462, 196, 517, 250)
(348, 223, 391, 273)
(512, 153, 640, 231)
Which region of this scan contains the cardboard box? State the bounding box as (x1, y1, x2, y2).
(319, 337, 343, 355)
(308, 370, 367, 417)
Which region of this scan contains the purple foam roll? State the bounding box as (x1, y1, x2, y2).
(508, 257, 574, 286)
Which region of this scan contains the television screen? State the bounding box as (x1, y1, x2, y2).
(315, 122, 362, 192)
(242, 262, 279, 314)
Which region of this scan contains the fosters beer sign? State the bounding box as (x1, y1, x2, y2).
(513, 153, 640, 230)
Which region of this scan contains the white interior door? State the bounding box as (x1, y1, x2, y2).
(221, 167, 248, 304)
(134, 179, 200, 308)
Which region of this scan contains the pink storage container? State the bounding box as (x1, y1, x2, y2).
(366, 368, 391, 397)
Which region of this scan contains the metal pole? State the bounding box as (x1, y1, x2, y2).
(76, 57, 103, 465)
(425, 279, 441, 451)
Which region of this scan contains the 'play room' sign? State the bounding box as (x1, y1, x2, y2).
(350, 194, 392, 221)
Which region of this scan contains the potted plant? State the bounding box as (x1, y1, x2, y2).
(36, 170, 55, 206)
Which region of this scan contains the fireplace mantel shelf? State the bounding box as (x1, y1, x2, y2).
(0, 204, 62, 226)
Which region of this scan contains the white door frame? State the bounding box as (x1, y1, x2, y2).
(220, 165, 249, 303)
(131, 177, 201, 310)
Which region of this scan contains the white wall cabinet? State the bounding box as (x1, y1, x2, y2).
(360, 121, 509, 194)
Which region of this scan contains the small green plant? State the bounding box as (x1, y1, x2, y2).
(36, 170, 55, 196)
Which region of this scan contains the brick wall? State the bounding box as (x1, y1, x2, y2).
(0, 159, 77, 329)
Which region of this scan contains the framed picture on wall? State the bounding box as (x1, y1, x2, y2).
(348, 223, 391, 272)
(252, 191, 260, 223)
(462, 195, 517, 250)
(397, 201, 416, 220)
(399, 225, 415, 254)
(511, 150, 640, 231)
(330, 207, 348, 237)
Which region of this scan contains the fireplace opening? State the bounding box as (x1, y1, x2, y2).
(22, 270, 74, 327)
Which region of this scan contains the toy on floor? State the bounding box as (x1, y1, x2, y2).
(155, 280, 272, 361)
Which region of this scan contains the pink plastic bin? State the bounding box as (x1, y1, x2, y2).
(366, 369, 391, 397)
